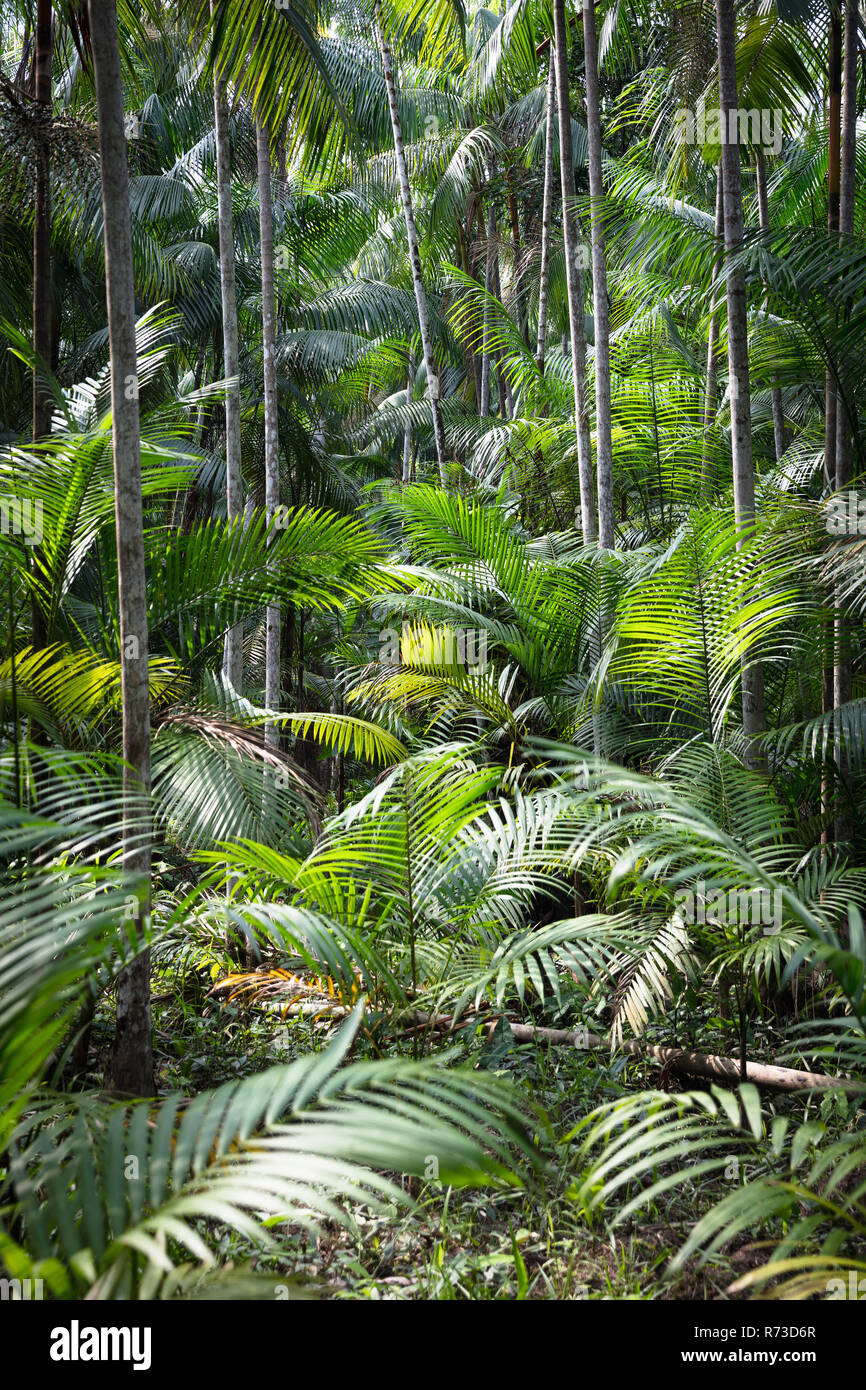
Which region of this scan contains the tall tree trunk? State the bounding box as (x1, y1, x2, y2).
(821, 7, 843, 840)
(552, 0, 595, 541)
(480, 177, 496, 419)
(715, 0, 767, 772)
(212, 24, 244, 689)
(32, 0, 53, 441)
(834, 0, 857, 844)
(257, 119, 280, 746)
(837, 0, 858, 265)
(754, 151, 786, 461)
(373, 0, 447, 483)
(834, 0, 857, 490)
(824, 7, 842, 488)
(701, 165, 724, 498)
(536, 50, 557, 376)
(90, 0, 154, 1097)
(582, 0, 614, 548)
(28, 0, 54, 660)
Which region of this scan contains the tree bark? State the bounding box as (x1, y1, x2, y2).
(838, 0, 858, 251)
(822, 9, 843, 840)
(480, 174, 496, 418)
(257, 119, 280, 746)
(373, 0, 447, 483)
(32, 0, 53, 441)
(212, 23, 244, 690)
(824, 8, 842, 488)
(834, 0, 858, 844)
(715, 0, 767, 772)
(90, 0, 154, 1098)
(494, 1021, 862, 1092)
(582, 0, 614, 547)
(552, 3, 595, 540)
(535, 50, 557, 377)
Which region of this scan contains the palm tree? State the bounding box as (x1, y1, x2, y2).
(0, 797, 535, 1297)
(552, 0, 595, 541)
(88, 0, 154, 1096)
(582, 0, 614, 547)
(212, 19, 244, 690)
(256, 117, 281, 741)
(4, 0, 866, 1306)
(32, 0, 54, 442)
(714, 0, 767, 772)
(833, 0, 858, 841)
(825, 5, 842, 490)
(480, 167, 497, 418)
(701, 165, 724, 497)
(535, 49, 556, 377)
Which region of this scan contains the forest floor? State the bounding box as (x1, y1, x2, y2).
(73, 989, 815, 1300)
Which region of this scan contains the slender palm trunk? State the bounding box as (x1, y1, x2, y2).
(582, 0, 614, 547)
(480, 178, 496, 418)
(536, 50, 556, 376)
(29, 0, 53, 659)
(701, 165, 724, 498)
(754, 151, 786, 461)
(90, 0, 154, 1097)
(824, 8, 842, 488)
(32, 0, 53, 441)
(257, 119, 280, 745)
(552, 0, 595, 541)
(373, 0, 447, 482)
(715, 0, 767, 771)
(212, 30, 243, 689)
(821, 8, 843, 841)
(834, 0, 857, 494)
(834, 0, 858, 843)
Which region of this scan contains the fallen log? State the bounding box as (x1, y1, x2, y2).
(494, 1021, 864, 1094)
(210, 988, 860, 1093)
